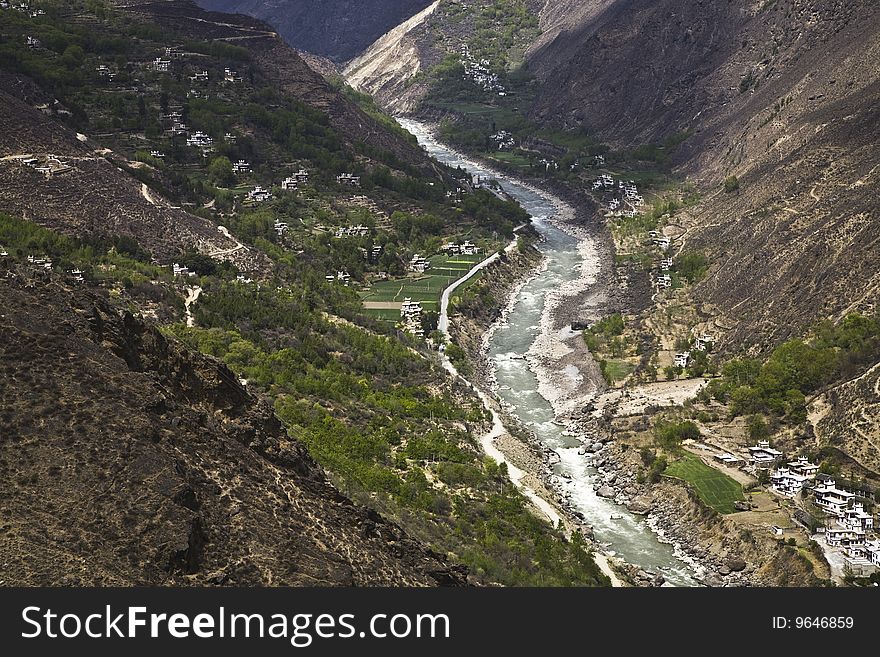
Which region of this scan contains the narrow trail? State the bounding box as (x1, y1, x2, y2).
(184, 286, 202, 328)
(141, 183, 158, 206)
(210, 225, 246, 257)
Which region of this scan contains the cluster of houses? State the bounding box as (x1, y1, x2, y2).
(232, 160, 250, 174)
(26, 254, 52, 270)
(408, 254, 431, 273)
(223, 68, 242, 84)
(1, 2, 43, 15)
(400, 297, 425, 338)
(672, 334, 716, 369)
(459, 44, 506, 95)
(21, 155, 71, 178)
(489, 130, 516, 151)
(729, 442, 880, 574)
(336, 173, 361, 187)
(335, 225, 369, 239)
(4, 252, 82, 283)
(592, 175, 645, 217)
(440, 241, 480, 256)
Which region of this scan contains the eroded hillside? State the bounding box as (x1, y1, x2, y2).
(0, 269, 466, 586)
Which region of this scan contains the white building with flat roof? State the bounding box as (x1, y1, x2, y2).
(814, 480, 856, 518)
(770, 467, 810, 497)
(748, 440, 783, 465)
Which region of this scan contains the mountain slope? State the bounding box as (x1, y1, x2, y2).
(194, 0, 434, 62)
(0, 270, 466, 586)
(527, 0, 880, 350)
(0, 83, 268, 273)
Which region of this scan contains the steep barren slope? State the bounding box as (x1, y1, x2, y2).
(528, 0, 880, 349)
(194, 0, 434, 62)
(0, 269, 467, 586)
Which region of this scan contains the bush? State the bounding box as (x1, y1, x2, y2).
(654, 420, 700, 449)
(723, 175, 740, 193)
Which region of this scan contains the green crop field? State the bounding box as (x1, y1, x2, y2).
(664, 454, 744, 514)
(359, 255, 484, 318)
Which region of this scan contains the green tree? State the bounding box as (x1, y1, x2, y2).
(208, 156, 234, 187)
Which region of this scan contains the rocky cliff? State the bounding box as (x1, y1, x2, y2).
(0, 269, 467, 586)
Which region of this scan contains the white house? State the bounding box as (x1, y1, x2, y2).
(814, 480, 856, 518)
(770, 467, 810, 497)
(172, 263, 195, 278)
(713, 453, 742, 466)
(674, 351, 690, 368)
(843, 502, 874, 531)
(274, 221, 289, 236)
(787, 456, 819, 478)
(232, 160, 250, 173)
(865, 540, 880, 567)
(748, 440, 783, 465)
(224, 68, 241, 83)
(151, 58, 171, 72)
(186, 131, 213, 148)
(825, 525, 866, 548)
(660, 257, 674, 271)
(657, 274, 672, 289)
(337, 173, 361, 187)
(460, 240, 480, 256)
(694, 334, 715, 351)
(409, 254, 430, 273)
(247, 186, 272, 203)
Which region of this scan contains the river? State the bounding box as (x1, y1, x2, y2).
(398, 118, 700, 586)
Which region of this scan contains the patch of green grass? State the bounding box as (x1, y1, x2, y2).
(360, 308, 401, 323)
(602, 360, 635, 383)
(664, 454, 744, 514)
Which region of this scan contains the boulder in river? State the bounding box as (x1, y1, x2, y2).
(597, 485, 615, 499)
(590, 441, 604, 453)
(627, 497, 652, 515)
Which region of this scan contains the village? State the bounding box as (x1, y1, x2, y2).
(686, 437, 880, 579)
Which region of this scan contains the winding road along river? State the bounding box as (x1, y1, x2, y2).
(399, 118, 699, 586)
